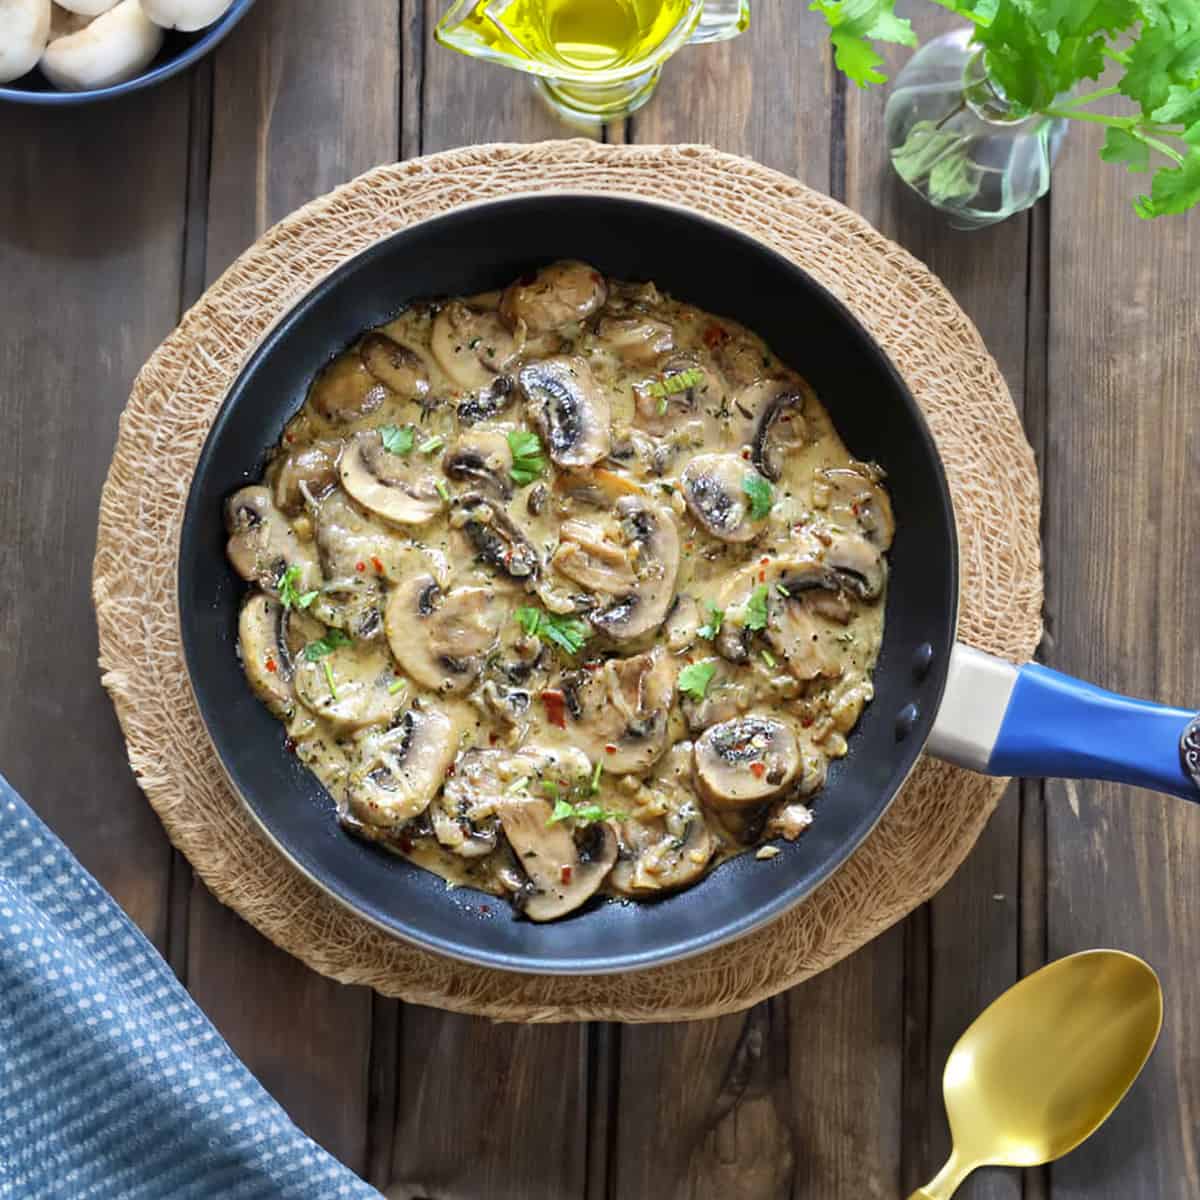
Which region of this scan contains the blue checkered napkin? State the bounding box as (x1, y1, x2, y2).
(0, 773, 382, 1200)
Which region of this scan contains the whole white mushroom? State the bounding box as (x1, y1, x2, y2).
(39, 0, 163, 90)
(55, 0, 120, 15)
(0, 0, 51, 84)
(140, 0, 233, 31)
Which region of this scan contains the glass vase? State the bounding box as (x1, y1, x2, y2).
(884, 28, 1068, 230)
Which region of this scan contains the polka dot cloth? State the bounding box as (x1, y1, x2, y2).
(0, 774, 381, 1199)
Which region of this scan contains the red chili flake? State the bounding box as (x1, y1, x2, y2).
(265, 657, 278, 674)
(445, 762, 456, 778)
(480, 904, 492, 915)
(852, 502, 861, 516)
(758, 570, 766, 582)
(741, 448, 751, 460)
(398, 834, 414, 854)
(284, 432, 295, 443)
(749, 762, 766, 779)
(355, 560, 366, 573)
(370, 555, 384, 574)
(759, 556, 770, 566)
(488, 732, 499, 745)
(684, 541, 695, 551)
(801, 716, 815, 728)
(540, 689, 567, 729)
(283, 737, 296, 754)
(590, 272, 603, 285)
(604, 743, 618, 755)
(561, 865, 574, 885)
(703, 323, 729, 349)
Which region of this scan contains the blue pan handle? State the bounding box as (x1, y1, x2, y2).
(927, 645, 1200, 802)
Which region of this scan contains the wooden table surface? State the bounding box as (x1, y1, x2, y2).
(2, 2, 1197, 1197)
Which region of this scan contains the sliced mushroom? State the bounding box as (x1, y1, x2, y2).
(0, 0, 50, 83)
(431, 301, 522, 390)
(749, 381, 813, 481)
(456, 375, 515, 425)
(500, 260, 607, 334)
(346, 707, 459, 828)
(40, 0, 162, 90)
(552, 518, 637, 594)
(764, 591, 841, 682)
(225, 485, 320, 596)
(777, 530, 887, 602)
(338, 429, 443, 527)
(359, 331, 431, 401)
(308, 354, 389, 423)
(451, 494, 540, 581)
(559, 648, 675, 774)
(442, 431, 513, 501)
(766, 798, 817, 840)
(384, 573, 505, 694)
(680, 453, 763, 543)
(496, 797, 617, 921)
(236, 593, 324, 719)
(431, 748, 505, 858)
(589, 496, 680, 641)
(664, 595, 701, 652)
(813, 463, 895, 550)
(309, 577, 384, 641)
(594, 314, 674, 365)
(293, 637, 405, 733)
(140, 0, 233, 29)
(694, 715, 801, 809)
(313, 488, 439, 584)
(519, 356, 610, 468)
(271, 439, 340, 514)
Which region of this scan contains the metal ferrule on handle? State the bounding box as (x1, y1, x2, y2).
(927, 645, 1200, 802)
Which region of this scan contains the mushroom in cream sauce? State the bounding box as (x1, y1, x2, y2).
(226, 262, 893, 921)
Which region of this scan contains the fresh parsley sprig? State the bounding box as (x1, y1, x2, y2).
(743, 585, 770, 632)
(278, 564, 317, 611)
(743, 473, 774, 520)
(303, 628, 353, 661)
(507, 429, 547, 486)
(697, 601, 724, 640)
(814, 0, 1200, 217)
(515, 605, 590, 656)
(379, 425, 414, 455)
(678, 659, 718, 701)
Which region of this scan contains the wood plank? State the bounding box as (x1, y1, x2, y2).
(844, 7, 1034, 1196)
(1042, 107, 1200, 1199)
(0, 82, 192, 948)
(179, 0, 404, 1175)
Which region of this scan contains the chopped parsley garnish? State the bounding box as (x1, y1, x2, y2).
(435, 479, 451, 503)
(743, 472, 774, 520)
(507, 429, 547, 486)
(542, 779, 560, 800)
(547, 798, 625, 826)
(321, 660, 338, 701)
(775, 583, 791, 598)
(515, 605, 590, 657)
(387, 678, 406, 695)
(761, 650, 778, 669)
(589, 760, 603, 794)
(418, 434, 446, 455)
(278, 564, 317, 611)
(678, 659, 717, 701)
(697, 601, 724, 640)
(303, 628, 353, 661)
(744, 585, 770, 632)
(643, 366, 705, 399)
(379, 424, 414, 455)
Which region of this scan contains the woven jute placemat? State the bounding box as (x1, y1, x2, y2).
(93, 140, 1042, 1023)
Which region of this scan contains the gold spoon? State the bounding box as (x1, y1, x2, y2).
(909, 949, 1163, 1199)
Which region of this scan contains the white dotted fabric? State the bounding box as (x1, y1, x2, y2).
(0, 774, 380, 1200)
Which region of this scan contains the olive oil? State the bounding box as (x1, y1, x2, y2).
(438, 0, 695, 75)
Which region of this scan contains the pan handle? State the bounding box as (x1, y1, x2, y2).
(927, 645, 1200, 802)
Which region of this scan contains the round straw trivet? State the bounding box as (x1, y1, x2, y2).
(94, 140, 1042, 1023)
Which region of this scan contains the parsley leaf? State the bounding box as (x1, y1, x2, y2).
(278, 564, 318, 611)
(546, 799, 625, 826)
(743, 473, 774, 520)
(697, 601, 724, 640)
(507, 429, 547, 486)
(1101, 127, 1152, 173)
(418, 434, 445, 455)
(515, 605, 590, 656)
(678, 659, 717, 701)
(303, 628, 353, 661)
(379, 425, 414, 455)
(1136, 146, 1200, 216)
(808, 0, 916, 87)
(743, 585, 770, 632)
(643, 367, 706, 399)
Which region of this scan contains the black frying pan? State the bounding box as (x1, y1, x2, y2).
(179, 194, 1197, 976)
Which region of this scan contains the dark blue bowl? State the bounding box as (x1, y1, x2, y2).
(0, 0, 253, 106)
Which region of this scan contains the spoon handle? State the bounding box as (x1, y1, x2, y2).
(907, 1150, 974, 1199)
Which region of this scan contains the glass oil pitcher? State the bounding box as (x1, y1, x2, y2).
(435, 0, 750, 124)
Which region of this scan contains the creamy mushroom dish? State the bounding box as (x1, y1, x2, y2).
(224, 261, 893, 922)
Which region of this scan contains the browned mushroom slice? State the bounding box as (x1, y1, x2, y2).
(680, 453, 763, 543)
(456, 375, 515, 425)
(813, 463, 895, 550)
(293, 637, 405, 733)
(359, 332, 430, 401)
(496, 797, 617, 921)
(694, 715, 802, 809)
(500, 260, 607, 334)
(559, 648, 675, 774)
(749, 380, 814, 481)
(338, 430, 443, 527)
(430, 749, 506, 859)
(225, 485, 320, 596)
(594, 314, 674, 364)
(452, 494, 541, 582)
(346, 707, 459, 829)
(519, 356, 610, 468)
(237, 593, 324, 718)
(271, 440, 340, 515)
(431, 300, 523, 390)
(552, 518, 637, 594)
(588, 495, 681, 641)
(442, 430, 513, 501)
(384, 573, 505, 694)
(309, 353, 390, 423)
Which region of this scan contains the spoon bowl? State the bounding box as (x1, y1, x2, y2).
(911, 949, 1163, 1199)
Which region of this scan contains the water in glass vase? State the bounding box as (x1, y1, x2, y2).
(435, 0, 749, 123)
